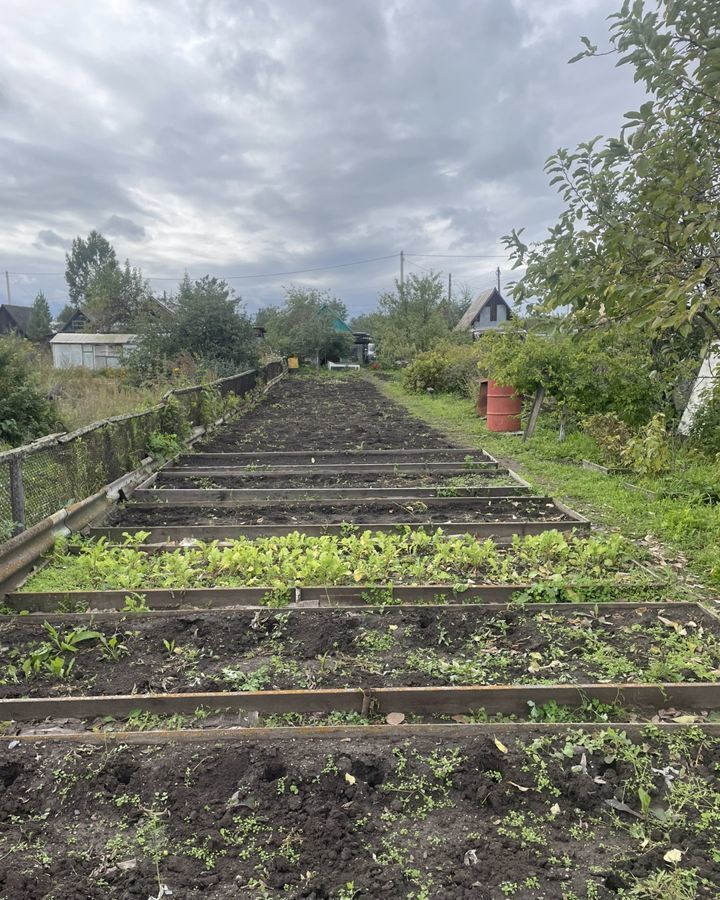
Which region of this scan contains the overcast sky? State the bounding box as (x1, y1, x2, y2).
(0, 0, 645, 317)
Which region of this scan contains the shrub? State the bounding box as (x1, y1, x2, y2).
(0, 336, 61, 448)
(620, 413, 673, 475)
(159, 395, 191, 442)
(403, 343, 484, 396)
(146, 431, 182, 461)
(688, 383, 720, 456)
(582, 414, 634, 462)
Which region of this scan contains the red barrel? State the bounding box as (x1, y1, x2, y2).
(487, 380, 522, 432)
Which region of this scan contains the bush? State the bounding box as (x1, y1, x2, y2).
(403, 343, 484, 396)
(0, 336, 61, 448)
(582, 414, 634, 463)
(159, 395, 191, 442)
(688, 384, 720, 455)
(620, 413, 673, 475)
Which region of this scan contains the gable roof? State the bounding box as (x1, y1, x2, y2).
(454, 288, 510, 331)
(0, 304, 32, 332)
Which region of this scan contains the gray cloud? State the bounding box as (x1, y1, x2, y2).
(0, 0, 646, 314)
(102, 215, 146, 241)
(35, 229, 70, 249)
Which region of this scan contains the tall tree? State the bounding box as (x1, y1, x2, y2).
(26, 292, 53, 341)
(372, 272, 450, 365)
(84, 260, 155, 331)
(505, 0, 720, 342)
(259, 286, 354, 364)
(65, 231, 117, 307)
(131, 275, 258, 377)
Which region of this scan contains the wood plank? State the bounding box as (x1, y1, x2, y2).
(3, 682, 718, 723)
(88, 519, 589, 543)
(132, 485, 533, 502)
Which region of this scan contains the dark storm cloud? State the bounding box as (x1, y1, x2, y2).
(0, 0, 645, 312)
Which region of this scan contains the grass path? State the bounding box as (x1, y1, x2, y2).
(374, 375, 720, 598)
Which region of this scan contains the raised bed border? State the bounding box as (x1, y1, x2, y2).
(165, 462, 503, 476)
(6, 583, 528, 611)
(3, 682, 719, 722)
(132, 485, 534, 502)
(88, 516, 590, 543)
(177, 448, 497, 466)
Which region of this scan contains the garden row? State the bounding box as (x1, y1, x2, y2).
(2, 375, 719, 898)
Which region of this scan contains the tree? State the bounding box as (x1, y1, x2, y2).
(130, 275, 258, 378)
(370, 272, 451, 366)
(65, 231, 117, 307)
(505, 0, 720, 342)
(0, 335, 60, 447)
(84, 260, 155, 331)
(259, 286, 354, 364)
(26, 292, 52, 341)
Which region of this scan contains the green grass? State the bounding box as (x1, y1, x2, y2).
(376, 377, 720, 591)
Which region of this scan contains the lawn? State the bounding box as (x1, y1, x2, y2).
(375, 377, 720, 594)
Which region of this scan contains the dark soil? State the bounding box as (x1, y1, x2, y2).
(154, 471, 519, 490)
(2, 604, 718, 698)
(198, 377, 459, 451)
(1, 729, 718, 899)
(112, 497, 570, 527)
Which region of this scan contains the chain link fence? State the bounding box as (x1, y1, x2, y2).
(0, 361, 283, 541)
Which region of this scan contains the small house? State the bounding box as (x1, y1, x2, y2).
(454, 288, 512, 338)
(0, 304, 32, 337)
(49, 333, 136, 370)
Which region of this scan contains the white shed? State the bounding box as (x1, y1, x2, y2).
(49, 333, 137, 370)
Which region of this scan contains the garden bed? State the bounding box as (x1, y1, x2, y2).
(196, 376, 459, 452)
(152, 469, 520, 491)
(1, 727, 719, 898)
(110, 497, 576, 527)
(2, 604, 718, 698)
(18, 530, 644, 594)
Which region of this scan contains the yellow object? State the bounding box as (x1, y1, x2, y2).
(288, 356, 299, 369)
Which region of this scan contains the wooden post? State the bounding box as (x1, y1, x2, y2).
(9, 456, 26, 534)
(523, 387, 545, 442)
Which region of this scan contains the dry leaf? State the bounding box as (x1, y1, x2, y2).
(664, 848, 683, 864)
(507, 781, 530, 792)
(344, 773, 356, 785)
(385, 712, 405, 726)
(549, 803, 561, 817)
(493, 737, 508, 754)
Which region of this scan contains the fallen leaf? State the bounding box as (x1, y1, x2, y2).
(664, 848, 683, 864)
(493, 737, 508, 754)
(508, 781, 530, 792)
(344, 773, 356, 785)
(385, 712, 405, 726)
(464, 849, 479, 866)
(549, 803, 561, 817)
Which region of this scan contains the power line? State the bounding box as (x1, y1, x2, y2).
(405, 253, 507, 259)
(3, 253, 399, 282)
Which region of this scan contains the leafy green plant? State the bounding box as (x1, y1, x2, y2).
(146, 430, 182, 461)
(621, 414, 673, 476)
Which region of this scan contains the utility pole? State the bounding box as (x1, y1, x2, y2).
(446, 272, 452, 323)
(399, 250, 404, 291)
(496, 266, 501, 293)
(5, 270, 11, 303)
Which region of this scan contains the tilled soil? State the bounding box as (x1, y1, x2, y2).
(154, 471, 519, 490)
(2, 605, 718, 697)
(1, 730, 718, 899)
(198, 377, 459, 451)
(112, 497, 570, 527)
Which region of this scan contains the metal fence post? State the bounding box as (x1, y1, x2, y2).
(9, 456, 26, 535)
